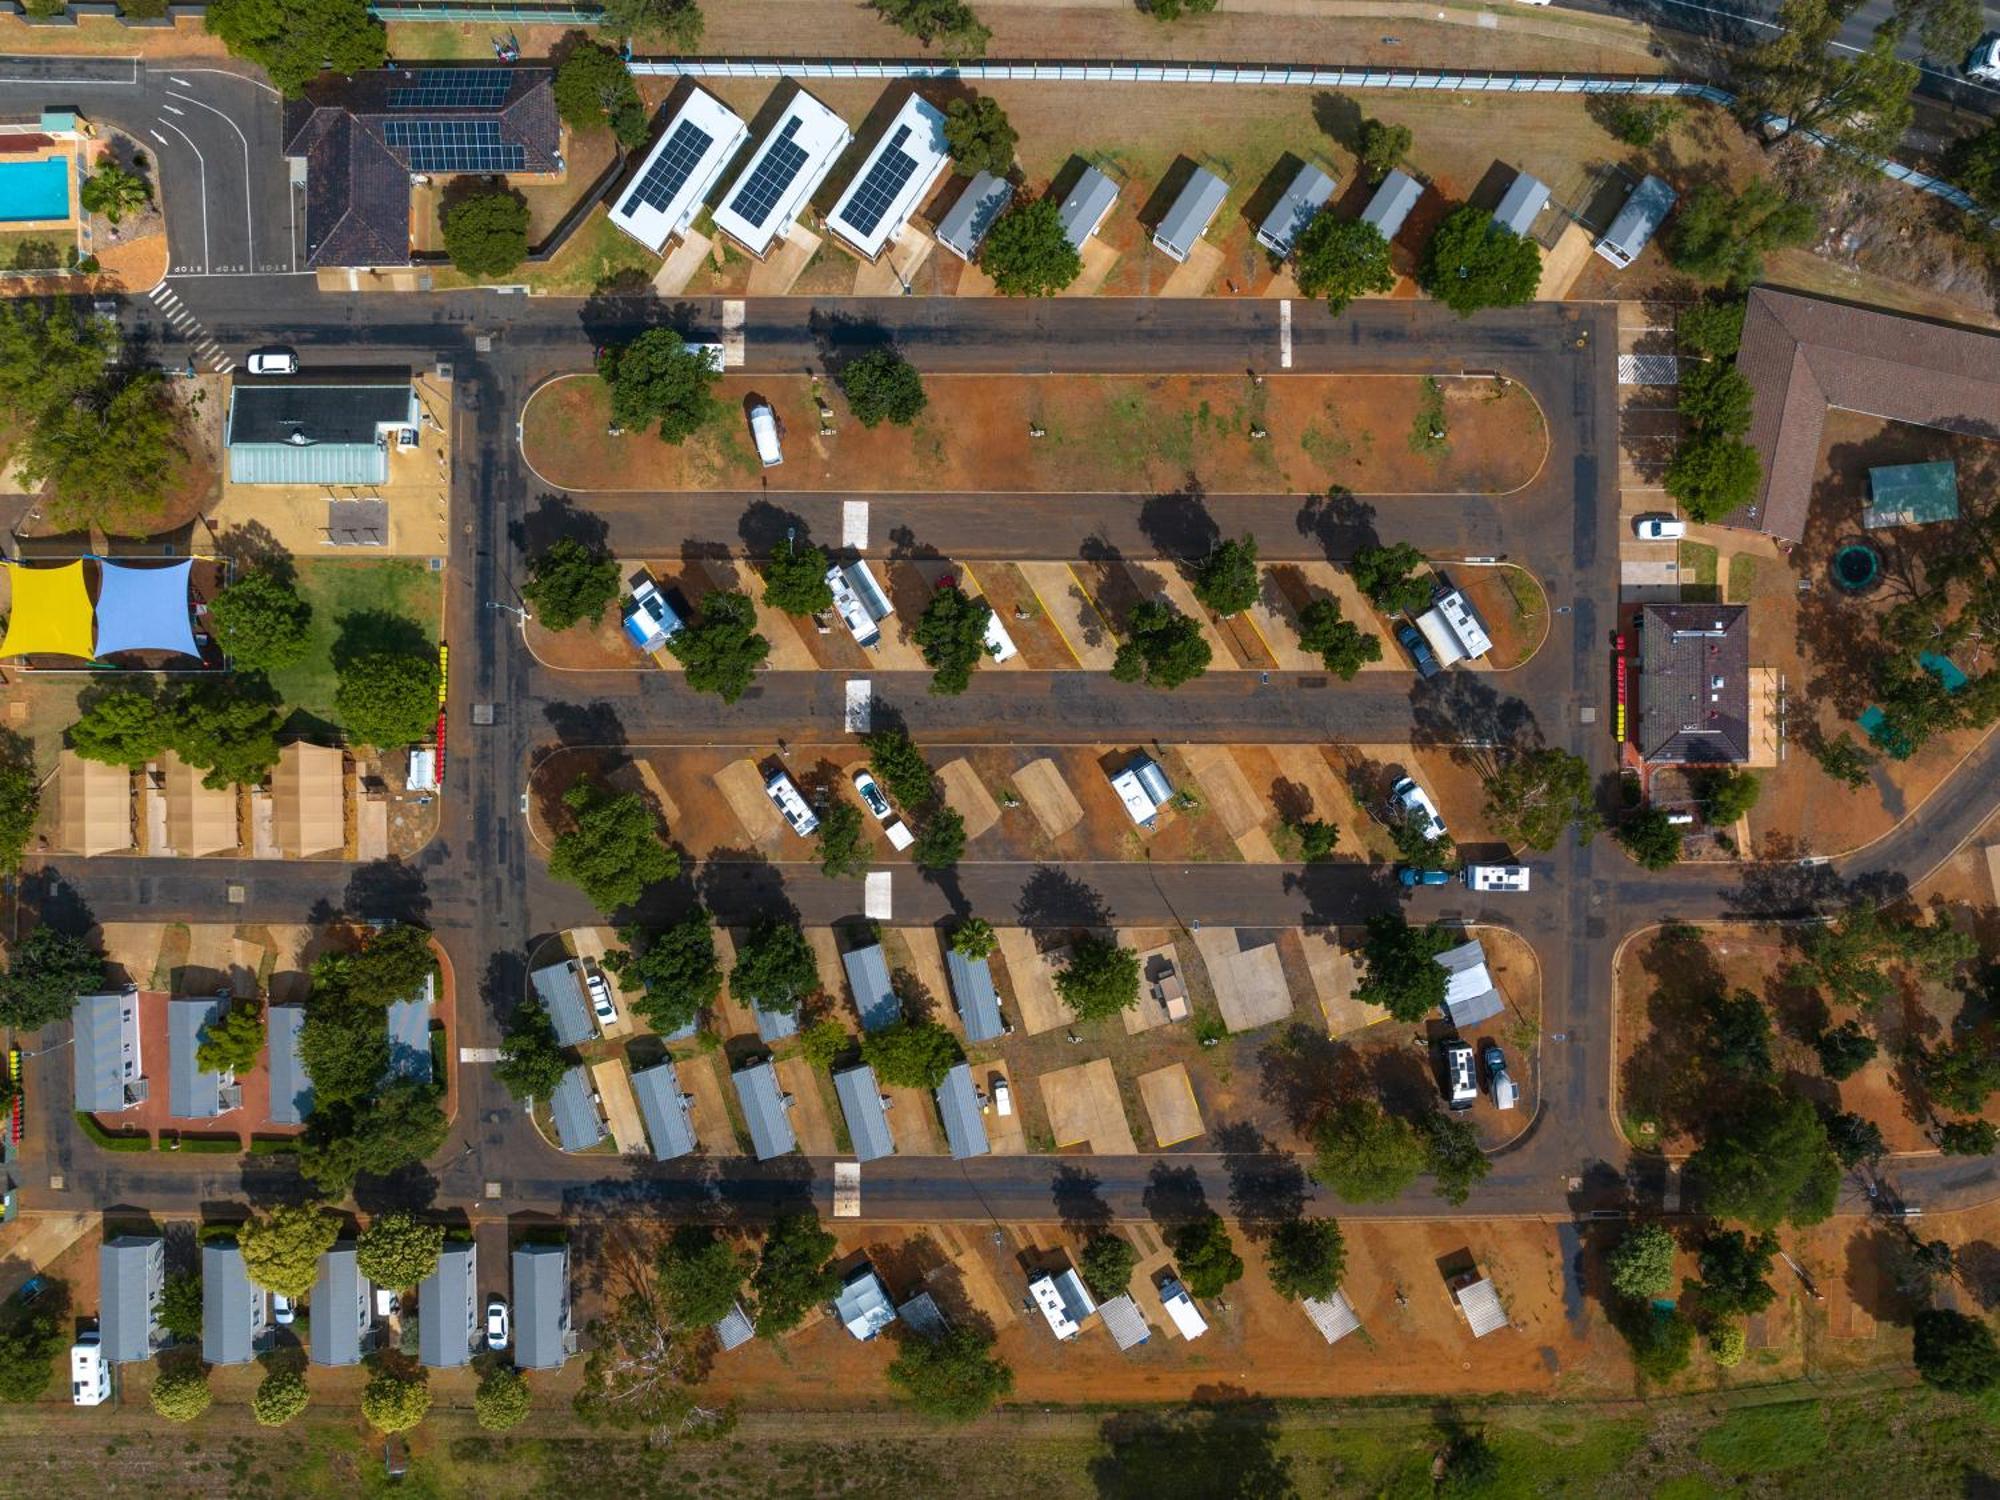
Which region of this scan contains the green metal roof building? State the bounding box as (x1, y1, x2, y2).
(225, 380, 418, 486)
(1864, 460, 1959, 529)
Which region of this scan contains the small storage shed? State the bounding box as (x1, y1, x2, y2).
(1152, 166, 1228, 262)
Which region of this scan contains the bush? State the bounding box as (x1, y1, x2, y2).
(886, 1324, 1013, 1422)
(362, 1369, 432, 1433)
(334, 650, 442, 750)
(1053, 936, 1140, 1021)
(1914, 1307, 2000, 1393)
(979, 197, 1081, 296)
(1601, 96, 1682, 146)
(1079, 1231, 1138, 1299)
(441, 185, 530, 279)
(252, 1367, 310, 1426)
(1357, 117, 1411, 183)
(522, 539, 619, 631)
(837, 347, 927, 428)
(475, 1365, 532, 1430)
(150, 1365, 212, 1422)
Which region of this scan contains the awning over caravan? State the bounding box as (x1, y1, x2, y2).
(93, 560, 199, 659)
(0, 561, 94, 659)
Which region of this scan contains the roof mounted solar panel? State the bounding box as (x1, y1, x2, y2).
(620, 118, 716, 219)
(388, 68, 513, 110)
(728, 117, 808, 229)
(382, 118, 525, 174)
(837, 125, 919, 239)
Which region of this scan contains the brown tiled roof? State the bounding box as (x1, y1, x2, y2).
(1637, 604, 1751, 765)
(1733, 287, 2000, 542)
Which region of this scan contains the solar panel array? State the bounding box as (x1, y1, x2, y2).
(620, 118, 716, 219)
(387, 69, 513, 111)
(382, 119, 525, 174)
(728, 117, 808, 229)
(838, 125, 919, 239)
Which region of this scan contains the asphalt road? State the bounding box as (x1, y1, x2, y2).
(6, 65, 1996, 1237)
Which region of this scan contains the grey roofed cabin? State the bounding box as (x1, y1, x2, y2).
(630, 1060, 699, 1160)
(1594, 173, 1677, 269)
(99, 1235, 166, 1364)
(550, 1065, 606, 1151)
(1360, 169, 1424, 242)
(265, 1003, 312, 1125)
(1637, 604, 1751, 765)
(511, 1244, 575, 1371)
(1058, 166, 1119, 248)
(418, 1242, 478, 1368)
(531, 959, 595, 1047)
(934, 1062, 990, 1160)
(312, 1243, 375, 1366)
(734, 1059, 797, 1160)
(832, 1063, 896, 1162)
(1435, 939, 1506, 1029)
(714, 1301, 755, 1351)
(842, 943, 900, 1032)
(945, 948, 1006, 1042)
(72, 988, 145, 1114)
(383, 970, 435, 1084)
(1152, 166, 1229, 262)
(201, 1241, 271, 1366)
(1491, 170, 1549, 238)
(167, 995, 230, 1119)
(224, 381, 420, 487)
(935, 170, 1014, 259)
(1256, 161, 1336, 257)
(751, 996, 800, 1042)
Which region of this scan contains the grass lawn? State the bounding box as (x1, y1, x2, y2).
(431, 206, 656, 296)
(266, 559, 441, 738)
(1726, 552, 1758, 604)
(1679, 540, 1719, 599)
(1696, 1400, 1828, 1475)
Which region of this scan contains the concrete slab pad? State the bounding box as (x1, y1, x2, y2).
(652, 230, 710, 297)
(1121, 930, 1182, 1035)
(977, 1058, 1027, 1155)
(568, 927, 634, 1039)
(1986, 846, 2000, 906)
(1303, 927, 1384, 1037)
(1015, 562, 1118, 670)
(1012, 757, 1084, 841)
(675, 1053, 742, 1156)
(1193, 929, 1296, 1033)
(955, 261, 997, 297)
(632, 758, 682, 832)
(356, 796, 388, 861)
(885, 1083, 943, 1154)
(933, 1224, 1020, 1328)
(1264, 745, 1358, 833)
(853, 223, 935, 297)
(591, 1058, 646, 1155)
(746, 223, 819, 296)
(776, 1057, 837, 1156)
(1247, 581, 1323, 672)
(713, 560, 815, 670)
(1137, 1063, 1204, 1146)
(1290, 562, 1398, 669)
(936, 758, 1001, 841)
(892, 927, 953, 1029)
(1060, 235, 1120, 297)
(714, 758, 784, 845)
(996, 927, 1072, 1036)
(1127, 563, 1232, 668)
(1534, 222, 1594, 301)
(1176, 745, 1265, 839)
(1158, 237, 1224, 298)
(808, 928, 847, 1004)
(1039, 1057, 1137, 1155)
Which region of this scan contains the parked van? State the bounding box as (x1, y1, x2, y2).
(1482, 1044, 1519, 1111)
(748, 401, 783, 466)
(764, 769, 819, 837)
(1465, 864, 1531, 893)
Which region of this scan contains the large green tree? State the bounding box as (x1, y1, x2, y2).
(0, 1287, 66, 1403)
(1192, 535, 1260, 617)
(0, 925, 104, 1032)
(361, 1369, 432, 1434)
(1483, 746, 1600, 850)
(914, 585, 993, 695)
(552, 40, 648, 148)
(1607, 1223, 1677, 1301)
(815, 798, 871, 879)
(656, 1225, 750, 1329)
(1313, 1097, 1426, 1204)
(356, 1211, 444, 1289)
(79, 163, 151, 226)
(495, 996, 569, 1103)
(979, 197, 1082, 296)
(863, 726, 936, 809)
(887, 1324, 1013, 1421)
(1079, 1231, 1138, 1299)
(1293, 216, 1395, 314)
(205, 0, 385, 94)
(1357, 117, 1412, 183)
(168, 679, 285, 789)
(1914, 1308, 2000, 1393)
(298, 993, 390, 1108)
(441, 185, 530, 279)
(1419, 1110, 1492, 1207)
(1687, 1089, 1842, 1229)
(1743, 0, 1917, 161)
(0, 750, 37, 877)
(1054, 935, 1141, 1021)
(751, 1210, 840, 1337)
(1692, 1228, 1778, 1318)
(837, 348, 927, 428)
(1664, 434, 1761, 523)
(860, 1019, 963, 1089)
(1667, 181, 1814, 290)
(238, 1205, 340, 1300)
(1265, 1216, 1346, 1302)
(522, 539, 620, 632)
(195, 1001, 264, 1076)
(1169, 1212, 1244, 1298)
(548, 776, 679, 912)
(474, 1365, 532, 1431)
(1418, 207, 1541, 317)
(761, 536, 833, 617)
(69, 690, 170, 769)
(597, 0, 703, 48)
(1354, 913, 1452, 1023)
(252, 1367, 311, 1427)
(1349, 542, 1433, 615)
(1785, 898, 1975, 1011)
(20, 367, 189, 533)
(942, 94, 1016, 175)
(150, 1364, 213, 1422)
(731, 919, 819, 1015)
(1110, 601, 1211, 689)
(666, 591, 770, 704)
(604, 328, 721, 442)
(1294, 596, 1382, 680)
(604, 909, 722, 1035)
(572, 1289, 712, 1431)
(208, 570, 311, 670)
(334, 651, 442, 749)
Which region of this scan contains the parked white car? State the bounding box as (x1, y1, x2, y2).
(273, 1294, 296, 1326)
(246, 348, 298, 375)
(586, 971, 617, 1028)
(1633, 514, 1687, 540)
(1967, 34, 2000, 81)
(485, 1296, 509, 1352)
(1390, 776, 1448, 842)
(853, 770, 893, 822)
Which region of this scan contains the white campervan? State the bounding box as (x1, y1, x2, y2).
(748, 401, 783, 466)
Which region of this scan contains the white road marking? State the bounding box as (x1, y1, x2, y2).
(863, 870, 892, 921)
(844, 680, 872, 734)
(842, 499, 869, 550)
(166, 88, 257, 269)
(170, 75, 192, 87)
(152, 117, 209, 273)
(1279, 298, 1293, 370)
(721, 298, 746, 367)
(459, 1047, 502, 1063)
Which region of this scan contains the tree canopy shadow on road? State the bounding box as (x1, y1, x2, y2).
(342, 858, 431, 925)
(1406, 670, 1539, 780)
(1281, 860, 1397, 931)
(1015, 864, 1112, 941)
(1051, 1163, 1113, 1236)
(1139, 1162, 1210, 1232)
(1138, 479, 1220, 562)
(1254, 1020, 1360, 1136)
(692, 845, 797, 930)
(512, 492, 611, 557)
(1722, 860, 1906, 923)
(1293, 485, 1379, 562)
(737, 499, 815, 558)
(353, 1160, 441, 1217)
(1213, 1119, 1310, 1240)
(804, 307, 894, 379)
(14, 868, 96, 940)
(1089, 1392, 1296, 1500)
(541, 699, 630, 750)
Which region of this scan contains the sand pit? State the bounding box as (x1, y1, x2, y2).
(1012, 758, 1085, 841)
(714, 758, 784, 844)
(1137, 1063, 1204, 1146)
(936, 757, 1002, 840)
(1040, 1057, 1138, 1155)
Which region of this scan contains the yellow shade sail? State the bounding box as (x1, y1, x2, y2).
(0, 561, 95, 660)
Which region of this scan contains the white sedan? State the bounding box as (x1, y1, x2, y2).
(1968, 34, 2000, 82)
(1633, 514, 1687, 540)
(246, 348, 298, 376)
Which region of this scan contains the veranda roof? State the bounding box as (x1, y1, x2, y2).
(93, 560, 200, 659)
(0, 561, 94, 659)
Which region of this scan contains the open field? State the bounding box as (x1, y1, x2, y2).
(264, 559, 443, 738)
(522, 373, 1547, 496)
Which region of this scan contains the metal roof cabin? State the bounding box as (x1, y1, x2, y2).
(630, 1060, 699, 1160)
(531, 959, 595, 1047)
(1256, 161, 1336, 257)
(312, 1243, 375, 1367)
(419, 1243, 479, 1368)
(265, 1003, 312, 1125)
(827, 94, 951, 260)
(734, 1060, 797, 1160)
(935, 1062, 990, 1160)
(935, 171, 1014, 260)
(841, 942, 900, 1032)
(1152, 166, 1228, 262)
(99, 1235, 166, 1364)
(383, 971, 435, 1085)
(945, 948, 1006, 1042)
(1360, 169, 1424, 242)
(1491, 170, 1549, 238)
(1435, 939, 1506, 1029)
(1058, 166, 1119, 248)
(832, 1063, 896, 1162)
(201, 1241, 271, 1366)
(72, 988, 145, 1114)
(550, 1065, 606, 1151)
(714, 1301, 756, 1351)
(1594, 173, 1677, 269)
(225, 381, 419, 487)
(751, 996, 801, 1043)
(833, 1262, 898, 1340)
(167, 995, 234, 1119)
(512, 1244, 575, 1371)
(1454, 1274, 1509, 1337)
(1099, 1294, 1152, 1350)
(712, 89, 853, 258)
(609, 87, 749, 253)
(1302, 1289, 1362, 1345)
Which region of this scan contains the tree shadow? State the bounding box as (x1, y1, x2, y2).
(1016, 864, 1111, 937)
(1310, 91, 1363, 154)
(1051, 1163, 1113, 1237)
(1618, 923, 1730, 1142)
(332, 609, 430, 671)
(1294, 486, 1379, 561)
(1213, 1119, 1309, 1240)
(512, 492, 611, 557)
(1255, 1020, 1360, 1135)
(737, 499, 815, 557)
(1090, 1393, 1295, 1500)
(341, 859, 430, 924)
(541, 700, 629, 749)
(1140, 1162, 1209, 1232)
(1137, 480, 1220, 561)
(211, 520, 295, 584)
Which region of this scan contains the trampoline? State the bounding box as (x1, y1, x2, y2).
(1831, 543, 1882, 593)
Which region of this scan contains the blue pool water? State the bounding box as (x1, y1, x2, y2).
(0, 157, 70, 223)
(1920, 651, 1969, 693)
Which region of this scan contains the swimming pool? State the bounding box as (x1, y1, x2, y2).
(0, 157, 70, 223)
